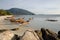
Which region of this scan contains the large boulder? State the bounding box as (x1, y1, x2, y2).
(0, 31, 21, 40)
(11, 34, 20, 40)
(35, 28, 58, 40)
(58, 31, 60, 39)
(41, 28, 57, 40)
(46, 29, 57, 38)
(35, 30, 43, 40)
(0, 31, 14, 40)
(21, 29, 40, 40)
(0, 28, 59, 40)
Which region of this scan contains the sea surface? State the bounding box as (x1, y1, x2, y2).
(1, 15, 60, 35)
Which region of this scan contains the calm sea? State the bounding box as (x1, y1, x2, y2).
(2, 15, 60, 35)
(15, 15, 60, 31)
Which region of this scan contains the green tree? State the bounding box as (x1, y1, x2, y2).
(0, 9, 12, 15)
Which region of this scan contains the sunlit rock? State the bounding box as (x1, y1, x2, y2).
(21, 29, 40, 40)
(0, 31, 14, 40)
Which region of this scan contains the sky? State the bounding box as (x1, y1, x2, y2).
(0, 0, 60, 14)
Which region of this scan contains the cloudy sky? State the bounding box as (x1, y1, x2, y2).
(0, 0, 60, 14)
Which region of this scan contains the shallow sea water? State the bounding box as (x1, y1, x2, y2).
(0, 15, 60, 35)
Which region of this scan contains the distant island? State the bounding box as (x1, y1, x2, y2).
(0, 8, 35, 15)
(7, 8, 35, 15)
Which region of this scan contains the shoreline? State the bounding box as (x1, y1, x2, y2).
(0, 15, 60, 40)
(0, 15, 13, 29)
(0, 15, 13, 20)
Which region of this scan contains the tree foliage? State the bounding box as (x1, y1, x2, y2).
(0, 9, 12, 15)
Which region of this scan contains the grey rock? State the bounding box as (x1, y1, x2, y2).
(58, 31, 60, 39)
(41, 28, 57, 40)
(11, 34, 20, 40)
(35, 30, 43, 40)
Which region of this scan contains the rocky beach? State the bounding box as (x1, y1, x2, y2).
(1, 0, 60, 40)
(0, 28, 60, 40)
(0, 15, 60, 40)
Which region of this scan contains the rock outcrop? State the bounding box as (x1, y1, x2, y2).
(0, 31, 14, 40)
(0, 31, 21, 40)
(58, 31, 60, 39)
(11, 34, 20, 40)
(35, 30, 43, 40)
(21, 29, 40, 40)
(46, 19, 58, 22)
(0, 28, 60, 40)
(41, 28, 57, 40)
(35, 28, 60, 40)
